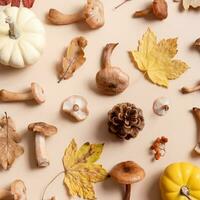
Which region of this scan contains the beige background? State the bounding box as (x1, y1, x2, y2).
(0, 0, 200, 199)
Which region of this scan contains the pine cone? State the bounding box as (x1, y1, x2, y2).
(108, 103, 145, 140)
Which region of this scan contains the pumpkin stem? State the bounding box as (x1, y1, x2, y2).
(5, 17, 20, 40)
(180, 186, 192, 200)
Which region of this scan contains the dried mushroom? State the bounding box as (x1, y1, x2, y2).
(192, 107, 200, 154)
(48, 0, 104, 29)
(153, 97, 170, 116)
(108, 103, 145, 140)
(0, 82, 45, 104)
(58, 37, 87, 83)
(181, 82, 200, 94)
(28, 122, 58, 167)
(96, 43, 129, 95)
(0, 113, 24, 170)
(62, 95, 89, 121)
(0, 179, 27, 200)
(110, 161, 145, 200)
(133, 0, 168, 20)
(182, 0, 200, 10)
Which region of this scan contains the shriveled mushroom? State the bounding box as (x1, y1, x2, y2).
(62, 95, 89, 121)
(153, 97, 170, 116)
(110, 161, 145, 200)
(28, 122, 57, 167)
(194, 38, 200, 49)
(181, 82, 200, 94)
(133, 0, 168, 20)
(48, 0, 104, 29)
(0, 180, 27, 200)
(96, 43, 129, 95)
(0, 82, 45, 104)
(192, 107, 200, 154)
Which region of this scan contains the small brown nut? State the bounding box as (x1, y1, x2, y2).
(62, 95, 89, 121)
(96, 43, 129, 95)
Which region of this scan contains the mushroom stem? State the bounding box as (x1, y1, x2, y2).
(161, 105, 169, 111)
(5, 17, 20, 39)
(181, 84, 200, 94)
(73, 104, 80, 112)
(180, 186, 192, 200)
(133, 6, 152, 17)
(48, 9, 84, 25)
(124, 184, 131, 200)
(102, 43, 119, 69)
(0, 89, 33, 102)
(35, 134, 49, 167)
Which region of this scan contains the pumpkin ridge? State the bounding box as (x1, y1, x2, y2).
(21, 37, 42, 54)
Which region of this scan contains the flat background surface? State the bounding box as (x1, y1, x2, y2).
(0, 0, 200, 199)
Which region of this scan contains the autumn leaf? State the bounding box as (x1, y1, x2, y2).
(182, 0, 200, 9)
(0, 0, 35, 8)
(63, 139, 107, 200)
(58, 37, 87, 83)
(131, 28, 188, 87)
(0, 113, 24, 170)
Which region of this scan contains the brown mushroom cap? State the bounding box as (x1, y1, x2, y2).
(110, 161, 145, 185)
(83, 0, 104, 29)
(28, 122, 57, 137)
(31, 82, 45, 104)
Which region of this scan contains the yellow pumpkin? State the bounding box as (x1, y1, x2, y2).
(160, 162, 200, 200)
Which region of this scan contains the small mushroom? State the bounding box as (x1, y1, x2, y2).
(48, 0, 104, 29)
(96, 43, 129, 95)
(181, 82, 200, 94)
(194, 38, 200, 49)
(0, 180, 27, 200)
(62, 95, 89, 122)
(153, 97, 170, 116)
(110, 161, 145, 200)
(133, 0, 168, 20)
(28, 122, 58, 167)
(0, 82, 45, 104)
(192, 107, 200, 154)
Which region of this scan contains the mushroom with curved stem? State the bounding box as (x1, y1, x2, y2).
(153, 97, 170, 116)
(62, 95, 89, 122)
(133, 0, 168, 20)
(110, 161, 145, 200)
(181, 82, 200, 94)
(96, 43, 129, 95)
(192, 107, 200, 154)
(48, 0, 104, 29)
(0, 180, 27, 200)
(0, 82, 45, 104)
(28, 122, 58, 167)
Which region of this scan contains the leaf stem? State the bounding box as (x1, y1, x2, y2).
(114, 0, 132, 10)
(41, 171, 65, 200)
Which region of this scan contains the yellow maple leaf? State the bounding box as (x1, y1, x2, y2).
(63, 139, 107, 200)
(131, 28, 188, 87)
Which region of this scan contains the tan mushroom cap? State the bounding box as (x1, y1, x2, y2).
(10, 180, 27, 200)
(31, 82, 45, 104)
(28, 122, 57, 137)
(110, 161, 145, 185)
(83, 0, 105, 29)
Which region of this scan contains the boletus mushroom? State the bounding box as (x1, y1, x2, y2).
(0, 180, 27, 200)
(133, 0, 168, 20)
(96, 43, 129, 95)
(48, 0, 104, 29)
(62, 95, 89, 121)
(28, 122, 58, 167)
(110, 161, 145, 200)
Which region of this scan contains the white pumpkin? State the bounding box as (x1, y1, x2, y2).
(0, 6, 45, 68)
